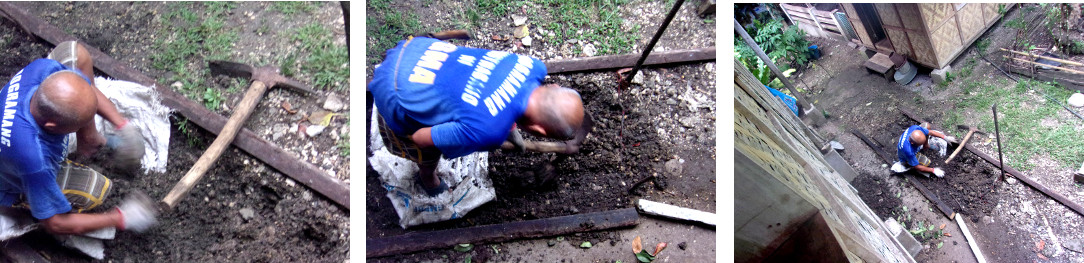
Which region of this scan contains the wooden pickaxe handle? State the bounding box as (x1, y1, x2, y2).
(945, 129, 975, 164)
(162, 80, 269, 209)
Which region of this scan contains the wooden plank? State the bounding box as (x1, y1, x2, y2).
(0, 238, 48, 263)
(955, 215, 988, 263)
(852, 129, 956, 219)
(1001, 48, 1084, 67)
(1006, 65, 1084, 93)
(899, 107, 1084, 218)
(0, 2, 349, 209)
(544, 47, 714, 74)
(366, 208, 640, 257)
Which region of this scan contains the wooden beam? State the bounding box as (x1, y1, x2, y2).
(0, 238, 48, 263)
(955, 214, 988, 263)
(1003, 56, 1084, 75)
(366, 208, 640, 258)
(899, 107, 1084, 218)
(851, 129, 956, 219)
(543, 47, 715, 74)
(0, 2, 349, 209)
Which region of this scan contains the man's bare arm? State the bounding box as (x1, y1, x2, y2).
(913, 164, 935, 173)
(40, 211, 121, 235)
(411, 127, 435, 148)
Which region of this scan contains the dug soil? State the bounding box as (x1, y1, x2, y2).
(0, 2, 349, 261)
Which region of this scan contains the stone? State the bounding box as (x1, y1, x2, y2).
(1069, 93, 1084, 107)
(522, 36, 532, 46)
(631, 72, 644, 85)
(678, 242, 687, 250)
(582, 43, 597, 57)
(323, 94, 345, 112)
(829, 141, 844, 151)
(171, 81, 183, 89)
(569, 206, 579, 214)
(847, 41, 858, 49)
(931, 66, 952, 85)
(1073, 172, 1084, 184)
(512, 14, 527, 26)
(664, 158, 684, 176)
(1007, 177, 1018, 185)
(548, 240, 556, 246)
(239, 207, 255, 220)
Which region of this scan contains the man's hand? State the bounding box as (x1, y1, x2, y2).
(103, 122, 145, 171)
(115, 191, 157, 232)
(933, 168, 946, 177)
(507, 129, 526, 152)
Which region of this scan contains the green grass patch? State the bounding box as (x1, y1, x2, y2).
(531, 0, 639, 55)
(948, 79, 1083, 170)
(151, 2, 239, 110)
(270, 1, 315, 15)
(366, 0, 425, 64)
(291, 22, 350, 91)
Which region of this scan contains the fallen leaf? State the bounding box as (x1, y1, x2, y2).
(939, 223, 946, 230)
(580, 241, 592, 248)
(635, 250, 656, 263)
(1037, 240, 1046, 252)
(937, 241, 943, 249)
(1038, 253, 1049, 260)
(653, 242, 667, 256)
(513, 25, 529, 38)
(632, 236, 642, 254)
(492, 35, 503, 41)
(464, 254, 472, 263)
(944, 232, 952, 237)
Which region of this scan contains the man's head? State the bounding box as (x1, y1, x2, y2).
(30, 71, 97, 134)
(519, 84, 584, 140)
(909, 129, 927, 146)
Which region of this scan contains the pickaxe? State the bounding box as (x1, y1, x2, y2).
(161, 61, 315, 209)
(945, 124, 988, 164)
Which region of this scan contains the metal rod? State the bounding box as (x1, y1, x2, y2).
(993, 103, 1006, 182)
(734, 18, 813, 113)
(619, 0, 685, 90)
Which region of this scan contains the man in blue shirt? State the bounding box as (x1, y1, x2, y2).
(369, 37, 585, 196)
(0, 41, 155, 235)
(895, 123, 956, 177)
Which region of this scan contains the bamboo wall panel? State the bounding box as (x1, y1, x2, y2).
(930, 22, 961, 65)
(921, 3, 954, 32)
(734, 59, 915, 263)
(876, 3, 900, 27)
(886, 28, 912, 57)
(958, 4, 984, 44)
(899, 4, 925, 31)
(984, 3, 999, 24)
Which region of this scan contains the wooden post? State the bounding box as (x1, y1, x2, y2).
(734, 18, 816, 116)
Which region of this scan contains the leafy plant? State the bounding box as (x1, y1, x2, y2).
(735, 18, 811, 87)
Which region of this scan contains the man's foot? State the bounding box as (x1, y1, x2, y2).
(417, 177, 448, 197)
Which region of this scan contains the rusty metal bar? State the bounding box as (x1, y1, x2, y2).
(366, 208, 640, 258)
(543, 47, 715, 74)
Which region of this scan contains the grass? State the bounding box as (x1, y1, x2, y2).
(151, 2, 239, 110)
(270, 1, 315, 15)
(946, 78, 1084, 170)
(337, 118, 350, 157)
(291, 22, 350, 91)
(367, 0, 641, 65)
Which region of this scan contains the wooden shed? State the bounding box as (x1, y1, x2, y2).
(839, 3, 1011, 69)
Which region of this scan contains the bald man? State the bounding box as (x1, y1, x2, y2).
(370, 37, 585, 196)
(0, 41, 155, 235)
(895, 123, 957, 177)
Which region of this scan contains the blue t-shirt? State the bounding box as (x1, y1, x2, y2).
(369, 37, 548, 158)
(897, 125, 930, 167)
(0, 59, 90, 219)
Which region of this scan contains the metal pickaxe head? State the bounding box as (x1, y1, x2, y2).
(208, 60, 316, 95)
(956, 124, 988, 136)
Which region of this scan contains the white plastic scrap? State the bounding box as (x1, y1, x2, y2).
(92, 77, 172, 173)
